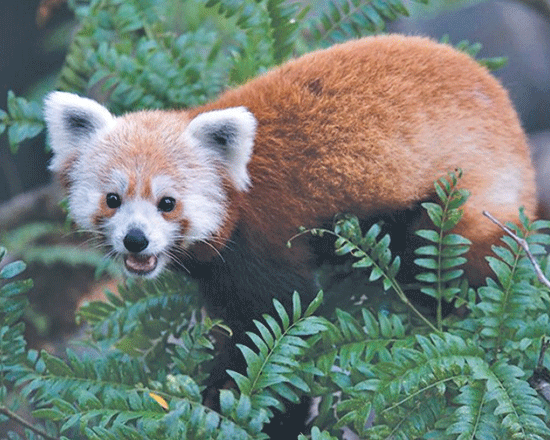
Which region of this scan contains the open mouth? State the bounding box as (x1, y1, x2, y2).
(123, 254, 158, 276)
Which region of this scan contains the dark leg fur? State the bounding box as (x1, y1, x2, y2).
(185, 207, 447, 437)
(184, 227, 317, 438)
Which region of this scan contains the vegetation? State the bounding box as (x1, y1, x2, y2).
(3, 169, 550, 439)
(0, 1, 543, 439)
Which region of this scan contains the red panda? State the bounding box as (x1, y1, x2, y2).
(44, 34, 537, 334)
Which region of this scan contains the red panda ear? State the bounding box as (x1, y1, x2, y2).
(185, 107, 257, 191)
(44, 92, 115, 173)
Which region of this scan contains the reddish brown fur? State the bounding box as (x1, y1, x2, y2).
(66, 35, 538, 288)
(56, 36, 539, 432)
(90, 112, 194, 231)
(187, 35, 537, 284)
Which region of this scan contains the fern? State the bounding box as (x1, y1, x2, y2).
(291, 175, 550, 438)
(228, 291, 328, 420)
(61, 0, 232, 113)
(0, 91, 44, 153)
(306, 307, 412, 434)
(265, 0, 308, 63)
(76, 274, 223, 381)
(3, 283, 329, 439)
(307, 0, 424, 45)
(414, 169, 471, 330)
(441, 35, 508, 71)
(457, 211, 550, 358)
(292, 214, 439, 332)
(29, 349, 248, 439)
(204, 0, 308, 84)
(0, 247, 48, 440)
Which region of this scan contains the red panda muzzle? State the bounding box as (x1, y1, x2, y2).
(124, 254, 158, 275)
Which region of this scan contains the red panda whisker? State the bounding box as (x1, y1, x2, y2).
(163, 248, 191, 274)
(198, 239, 225, 262)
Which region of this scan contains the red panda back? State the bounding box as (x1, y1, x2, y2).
(190, 35, 536, 284)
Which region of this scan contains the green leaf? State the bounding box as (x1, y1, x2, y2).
(292, 291, 302, 323)
(32, 408, 66, 421)
(41, 350, 74, 377)
(414, 258, 438, 269)
(442, 234, 472, 246)
(304, 290, 324, 317)
(273, 298, 290, 329)
(416, 229, 440, 243)
(414, 245, 439, 256)
(0, 261, 26, 279)
(219, 389, 235, 415)
(422, 202, 443, 227)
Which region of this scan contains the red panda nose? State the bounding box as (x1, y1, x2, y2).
(123, 228, 149, 253)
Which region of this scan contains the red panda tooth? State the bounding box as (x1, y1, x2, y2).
(124, 254, 158, 274)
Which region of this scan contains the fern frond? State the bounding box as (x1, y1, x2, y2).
(0, 91, 44, 153)
(206, 0, 308, 83)
(308, 0, 422, 46)
(305, 307, 410, 434)
(59, 1, 230, 112)
(77, 275, 214, 375)
(304, 214, 438, 332)
(0, 248, 33, 381)
(414, 169, 471, 329)
(446, 380, 495, 440)
(486, 361, 550, 439)
(0, 248, 49, 439)
(29, 347, 267, 440)
(265, 0, 308, 63)
(459, 210, 550, 356)
(440, 35, 508, 71)
(312, 308, 407, 376)
(336, 333, 482, 438)
(227, 291, 328, 423)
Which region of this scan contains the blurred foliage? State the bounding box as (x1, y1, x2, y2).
(0, 0, 505, 152)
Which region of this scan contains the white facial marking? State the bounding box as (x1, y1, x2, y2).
(152, 175, 177, 199)
(110, 170, 130, 196)
(45, 92, 236, 278)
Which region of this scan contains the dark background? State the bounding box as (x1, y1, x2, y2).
(0, 0, 71, 203)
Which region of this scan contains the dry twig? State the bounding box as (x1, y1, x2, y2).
(483, 210, 550, 289)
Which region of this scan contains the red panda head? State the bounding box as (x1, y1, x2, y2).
(44, 92, 257, 277)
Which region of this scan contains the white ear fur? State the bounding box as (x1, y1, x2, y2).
(44, 91, 115, 172)
(185, 107, 257, 191)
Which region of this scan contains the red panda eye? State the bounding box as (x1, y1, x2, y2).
(158, 196, 176, 213)
(106, 193, 121, 209)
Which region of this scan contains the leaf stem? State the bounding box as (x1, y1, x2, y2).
(290, 227, 440, 333)
(0, 405, 58, 440)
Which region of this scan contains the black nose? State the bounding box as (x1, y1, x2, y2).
(123, 228, 149, 253)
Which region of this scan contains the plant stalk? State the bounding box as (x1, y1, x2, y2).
(0, 405, 58, 440)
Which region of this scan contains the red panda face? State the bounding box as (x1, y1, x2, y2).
(44, 92, 257, 277)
